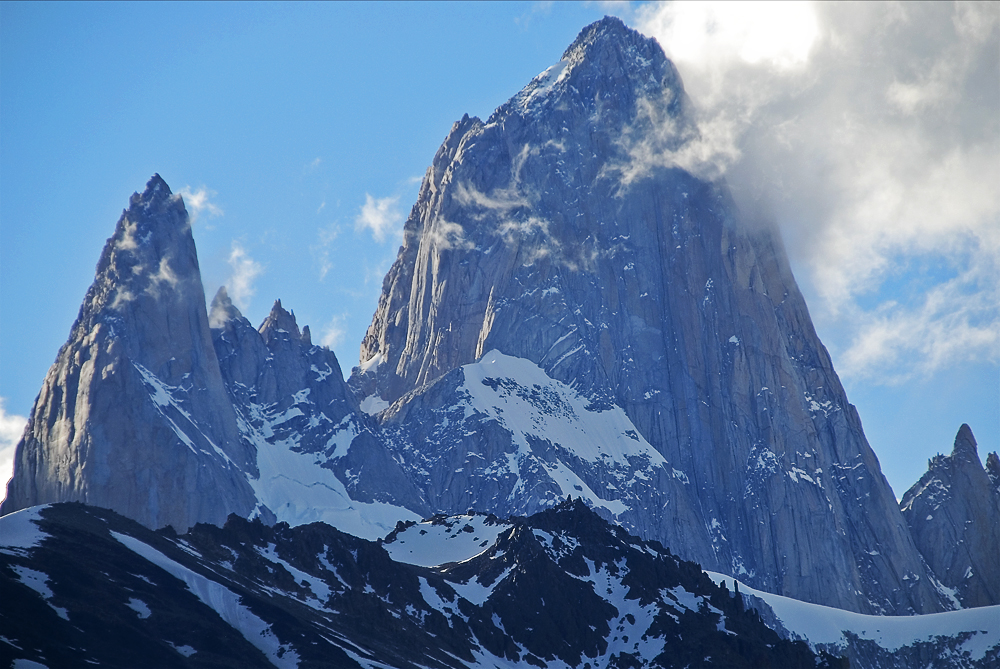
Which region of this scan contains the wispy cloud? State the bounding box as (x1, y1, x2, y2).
(602, 88, 739, 186)
(515, 1, 554, 29)
(176, 186, 223, 225)
(0, 398, 28, 505)
(355, 194, 404, 243)
(320, 314, 348, 349)
(225, 242, 263, 311)
(839, 251, 999, 383)
(634, 1, 1000, 383)
(424, 219, 475, 252)
(315, 223, 342, 280)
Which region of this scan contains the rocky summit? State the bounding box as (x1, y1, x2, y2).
(900, 425, 1000, 609)
(0, 176, 258, 532)
(353, 17, 944, 615)
(2, 20, 994, 660)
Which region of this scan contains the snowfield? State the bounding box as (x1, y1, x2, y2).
(708, 572, 1000, 661)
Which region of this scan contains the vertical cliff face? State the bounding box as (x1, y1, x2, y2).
(1, 176, 257, 531)
(355, 17, 944, 614)
(901, 425, 1000, 608)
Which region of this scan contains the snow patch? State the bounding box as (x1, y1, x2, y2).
(0, 506, 50, 555)
(455, 350, 667, 514)
(10, 564, 68, 620)
(258, 543, 331, 606)
(112, 531, 300, 668)
(360, 394, 390, 416)
(384, 514, 510, 567)
(241, 409, 419, 539)
(126, 597, 152, 619)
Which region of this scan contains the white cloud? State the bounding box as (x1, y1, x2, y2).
(0, 398, 29, 505)
(638, 1, 818, 72)
(225, 242, 263, 311)
(838, 239, 1000, 383)
(634, 1, 1000, 382)
(425, 219, 476, 252)
(115, 219, 140, 252)
(320, 315, 347, 349)
(176, 186, 223, 225)
(355, 194, 404, 243)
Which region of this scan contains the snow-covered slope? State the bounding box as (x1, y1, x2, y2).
(380, 350, 684, 533)
(210, 291, 427, 540)
(709, 572, 999, 669)
(382, 512, 511, 567)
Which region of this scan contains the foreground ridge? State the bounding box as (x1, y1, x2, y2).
(2, 501, 847, 668)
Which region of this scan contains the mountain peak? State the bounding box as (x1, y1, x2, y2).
(1, 175, 255, 531)
(562, 15, 643, 60)
(129, 173, 174, 209)
(498, 15, 683, 125)
(952, 423, 979, 459)
(987, 452, 1000, 493)
(209, 286, 243, 328)
(900, 422, 1000, 608)
(259, 299, 302, 342)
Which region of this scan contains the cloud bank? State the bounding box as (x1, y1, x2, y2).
(635, 1, 999, 383)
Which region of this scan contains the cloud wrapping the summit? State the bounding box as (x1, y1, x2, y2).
(635, 1, 1000, 381)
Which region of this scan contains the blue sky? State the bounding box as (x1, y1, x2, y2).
(1, 2, 997, 499)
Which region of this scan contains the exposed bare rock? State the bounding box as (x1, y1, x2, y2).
(901, 424, 1000, 608)
(210, 290, 428, 534)
(0, 176, 256, 531)
(355, 17, 944, 614)
(986, 451, 1000, 495)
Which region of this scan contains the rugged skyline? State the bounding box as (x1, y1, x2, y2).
(1, 3, 997, 504)
(7, 18, 992, 619)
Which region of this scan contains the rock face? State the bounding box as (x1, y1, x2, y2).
(900, 424, 1000, 608)
(0, 177, 257, 532)
(0, 178, 421, 539)
(987, 451, 1000, 495)
(355, 17, 943, 614)
(209, 290, 428, 532)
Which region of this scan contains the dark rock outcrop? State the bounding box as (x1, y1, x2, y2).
(901, 424, 1000, 608)
(986, 451, 1000, 495)
(0, 501, 845, 669)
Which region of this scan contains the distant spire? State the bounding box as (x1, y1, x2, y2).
(952, 423, 978, 459)
(258, 299, 301, 341)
